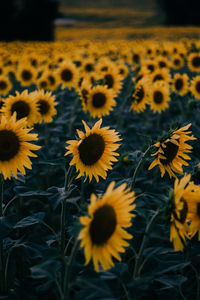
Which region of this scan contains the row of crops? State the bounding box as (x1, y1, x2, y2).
(0, 39, 200, 299)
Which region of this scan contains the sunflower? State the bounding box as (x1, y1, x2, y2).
(78, 181, 136, 272)
(156, 56, 169, 69)
(129, 49, 143, 65)
(96, 58, 116, 74)
(117, 63, 129, 78)
(65, 119, 121, 182)
(1, 90, 40, 127)
(148, 124, 196, 178)
(102, 69, 122, 96)
(133, 69, 149, 84)
(170, 54, 185, 70)
(0, 113, 40, 179)
(171, 73, 189, 96)
(87, 85, 116, 118)
(190, 75, 200, 100)
(31, 90, 57, 123)
(130, 78, 149, 113)
(149, 81, 170, 113)
(0, 75, 12, 96)
(176, 174, 200, 240)
(44, 71, 59, 91)
(151, 69, 171, 84)
(16, 64, 37, 87)
(81, 59, 96, 74)
(79, 78, 91, 112)
(36, 76, 50, 90)
(56, 61, 78, 89)
(27, 54, 39, 68)
(170, 174, 191, 251)
(141, 59, 157, 74)
(188, 52, 200, 72)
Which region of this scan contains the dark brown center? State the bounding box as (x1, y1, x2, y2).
(192, 56, 200, 68)
(159, 61, 166, 68)
(160, 139, 179, 165)
(134, 86, 144, 103)
(85, 63, 94, 72)
(0, 130, 20, 161)
(61, 69, 73, 82)
(153, 91, 164, 104)
(175, 78, 183, 91)
(37, 100, 50, 115)
(101, 66, 108, 72)
(104, 74, 114, 89)
(40, 81, 48, 89)
(133, 54, 140, 63)
(147, 64, 155, 72)
(135, 74, 143, 83)
(78, 133, 105, 166)
(21, 70, 32, 81)
(89, 204, 116, 245)
(153, 74, 164, 82)
(174, 59, 180, 66)
(92, 92, 106, 108)
(11, 100, 30, 120)
(195, 81, 200, 93)
(0, 80, 7, 90)
(48, 75, 55, 86)
(81, 89, 88, 104)
(174, 197, 188, 224)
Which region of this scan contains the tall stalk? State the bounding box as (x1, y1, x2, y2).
(0, 174, 5, 293)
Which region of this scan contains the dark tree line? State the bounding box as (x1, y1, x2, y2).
(0, 0, 59, 41)
(158, 0, 200, 25)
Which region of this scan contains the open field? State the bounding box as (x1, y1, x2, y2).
(1, 8, 200, 298)
(55, 7, 200, 40)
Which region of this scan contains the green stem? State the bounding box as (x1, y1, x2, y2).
(117, 94, 131, 131)
(0, 174, 5, 293)
(63, 239, 80, 300)
(64, 236, 73, 256)
(44, 123, 49, 149)
(130, 145, 153, 190)
(60, 198, 67, 256)
(119, 279, 130, 300)
(0, 174, 3, 216)
(68, 97, 80, 137)
(64, 165, 73, 191)
(3, 196, 18, 215)
(39, 220, 59, 246)
(133, 210, 159, 279)
(191, 264, 200, 300)
(4, 249, 12, 292)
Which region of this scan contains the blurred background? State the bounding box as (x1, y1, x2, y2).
(1, 0, 200, 41)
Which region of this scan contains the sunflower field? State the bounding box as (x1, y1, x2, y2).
(1, 39, 200, 300)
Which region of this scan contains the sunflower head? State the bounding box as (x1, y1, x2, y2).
(0, 76, 12, 96)
(78, 181, 136, 271)
(148, 124, 196, 178)
(87, 85, 116, 118)
(57, 61, 78, 89)
(130, 78, 150, 113)
(65, 119, 121, 182)
(1, 90, 40, 127)
(172, 73, 189, 96)
(188, 52, 200, 72)
(0, 113, 41, 179)
(169, 174, 200, 251)
(31, 90, 57, 123)
(16, 64, 37, 87)
(190, 75, 200, 100)
(149, 81, 170, 114)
